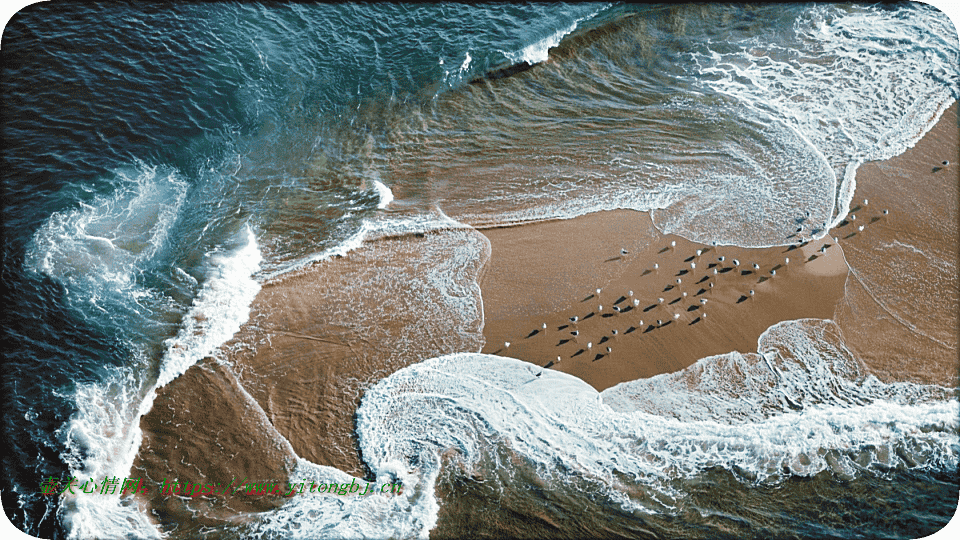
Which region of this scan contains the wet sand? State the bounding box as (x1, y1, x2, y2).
(132, 228, 488, 532)
(224, 227, 486, 475)
(130, 357, 299, 533)
(132, 104, 958, 533)
(833, 103, 959, 386)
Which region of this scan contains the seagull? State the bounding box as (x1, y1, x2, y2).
(749, 290, 755, 296)
(752, 263, 760, 270)
(732, 259, 740, 266)
(682, 292, 688, 298)
(658, 297, 664, 304)
(851, 214, 857, 221)
(770, 269, 776, 276)
(673, 313, 680, 320)
(858, 225, 865, 232)
(570, 315, 579, 323)
(676, 278, 682, 285)
(718, 256, 726, 262)
(542, 323, 547, 329)
(587, 342, 593, 350)
(696, 249, 703, 257)
(784, 257, 790, 265)
(633, 299, 640, 306)
(596, 288, 602, 296)
(505, 341, 511, 348)
(606, 346, 612, 353)
(699, 298, 708, 304)
(702, 312, 707, 319)
(621, 248, 629, 255)
(863, 198, 869, 205)
(882, 209, 889, 215)
(690, 262, 696, 269)
(629, 290, 634, 297)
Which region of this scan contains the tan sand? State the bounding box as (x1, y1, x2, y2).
(480, 211, 848, 391)
(833, 103, 959, 386)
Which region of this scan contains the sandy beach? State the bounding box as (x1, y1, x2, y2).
(479, 211, 848, 390)
(132, 104, 958, 532)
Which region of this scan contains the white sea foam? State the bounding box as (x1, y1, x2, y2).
(372, 178, 394, 209)
(56, 356, 162, 539)
(352, 320, 957, 534)
(503, 21, 579, 65)
(245, 459, 438, 540)
(26, 162, 187, 297)
(440, 50, 475, 88)
(57, 225, 262, 540)
(649, 107, 837, 246)
(501, 8, 606, 65)
(603, 319, 955, 422)
(154, 225, 262, 387)
(688, 3, 959, 231)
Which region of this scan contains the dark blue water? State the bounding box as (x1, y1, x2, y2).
(2, 3, 958, 539)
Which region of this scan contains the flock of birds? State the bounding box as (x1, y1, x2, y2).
(492, 199, 891, 373)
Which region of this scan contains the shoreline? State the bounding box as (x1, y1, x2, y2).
(130, 104, 959, 535)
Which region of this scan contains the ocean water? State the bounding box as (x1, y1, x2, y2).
(2, 3, 958, 539)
